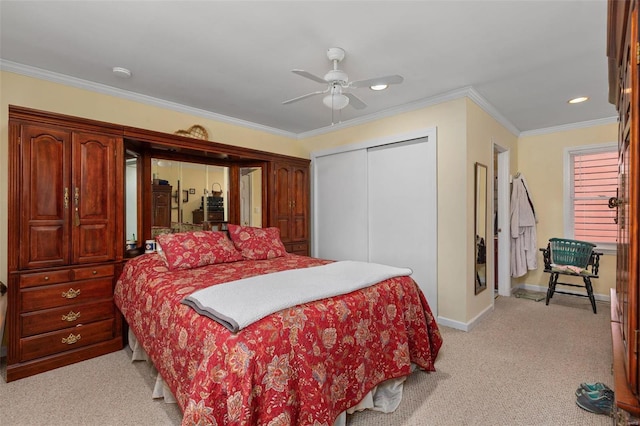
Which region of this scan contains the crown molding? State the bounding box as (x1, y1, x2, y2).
(3, 59, 613, 141)
(298, 86, 521, 139)
(0, 60, 298, 139)
(519, 116, 619, 137)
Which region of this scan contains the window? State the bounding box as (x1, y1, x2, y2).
(564, 142, 618, 253)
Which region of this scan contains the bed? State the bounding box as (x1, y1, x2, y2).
(114, 227, 442, 425)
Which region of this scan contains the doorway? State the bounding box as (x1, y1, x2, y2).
(494, 144, 511, 297)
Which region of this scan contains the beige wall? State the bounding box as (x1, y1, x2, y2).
(515, 123, 618, 297)
(466, 100, 519, 320)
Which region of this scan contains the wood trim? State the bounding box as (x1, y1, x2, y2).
(8, 105, 122, 134)
(123, 126, 310, 165)
(5, 338, 122, 382)
(613, 290, 640, 416)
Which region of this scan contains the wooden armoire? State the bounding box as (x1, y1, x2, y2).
(608, 0, 640, 422)
(6, 106, 124, 381)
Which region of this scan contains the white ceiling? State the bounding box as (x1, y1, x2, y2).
(0, 1, 617, 137)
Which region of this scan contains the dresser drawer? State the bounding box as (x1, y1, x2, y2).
(20, 278, 113, 312)
(20, 270, 72, 289)
(20, 319, 115, 362)
(21, 300, 115, 337)
(72, 264, 114, 280)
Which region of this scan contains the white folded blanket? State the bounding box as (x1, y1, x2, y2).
(182, 260, 412, 332)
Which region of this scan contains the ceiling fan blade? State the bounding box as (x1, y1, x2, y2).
(349, 74, 404, 88)
(282, 90, 326, 105)
(345, 93, 367, 110)
(291, 69, 327, 84)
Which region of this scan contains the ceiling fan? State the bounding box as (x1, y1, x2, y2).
(282, 47, 404, 111)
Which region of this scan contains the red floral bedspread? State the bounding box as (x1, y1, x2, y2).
(114, 254, 442, 426)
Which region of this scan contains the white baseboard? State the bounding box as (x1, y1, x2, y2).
(437, 303, 495, 332)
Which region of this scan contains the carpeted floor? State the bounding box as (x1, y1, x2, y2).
(0, 294, 613, 425)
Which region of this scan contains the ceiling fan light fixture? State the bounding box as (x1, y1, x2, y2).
(323, 93, 350, 110)
(370, 84, 388, 91)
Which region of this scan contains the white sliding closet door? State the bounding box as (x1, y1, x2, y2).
(367, 138, 437, 311)
(314, 149, 368, 261)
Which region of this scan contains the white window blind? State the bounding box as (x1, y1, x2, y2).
(571, 148, 617, 245)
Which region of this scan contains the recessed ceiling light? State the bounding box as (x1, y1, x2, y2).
(370, 84, 388, 91)
(112, 66, 132, 78)
(568, 96, 589, 104)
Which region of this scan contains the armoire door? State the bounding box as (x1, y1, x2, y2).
(72, 132, 118, 264)
(272, 162, 309, 245)
(19, 124, 71, 269)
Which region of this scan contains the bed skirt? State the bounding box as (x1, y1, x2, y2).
(127, 329, 411, 425)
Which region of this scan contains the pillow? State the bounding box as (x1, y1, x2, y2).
(227, 224, 287, 260)
(156, 231, 243, 270)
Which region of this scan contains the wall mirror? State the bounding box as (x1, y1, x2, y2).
(150, 159, 229, 236)
(475, 162, 488, 295)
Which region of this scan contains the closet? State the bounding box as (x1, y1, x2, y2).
(312, 129, 438, 316)
(607, 0, 640, 422)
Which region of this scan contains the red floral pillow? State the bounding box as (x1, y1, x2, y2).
(227, 224, 288, 260)
(156, 231, 243, 270)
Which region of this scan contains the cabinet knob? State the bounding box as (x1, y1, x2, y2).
(44, 276, 49, 281)
(92, 270, 97, 275)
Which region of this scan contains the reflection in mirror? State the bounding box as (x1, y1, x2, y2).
(151, 159, 229, 237)
(475, 162, 488, 295)
(125, 158, 138, 246)
(240, 167, 262, 227)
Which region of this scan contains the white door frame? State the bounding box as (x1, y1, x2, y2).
(494, 144, 511, 297)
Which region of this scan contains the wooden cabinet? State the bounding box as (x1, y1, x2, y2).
(151, 184, 172, 227)
(270, 161, 309, 255)
(607, 0, 640, 421)
(6, 106, 124, 382)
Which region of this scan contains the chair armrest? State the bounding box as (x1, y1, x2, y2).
(539, 244, 551, 270)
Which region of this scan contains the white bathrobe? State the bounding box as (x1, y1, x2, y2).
(510, 175, 538, 277)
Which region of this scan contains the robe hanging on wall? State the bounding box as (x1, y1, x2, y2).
(510, 173, 538, 277)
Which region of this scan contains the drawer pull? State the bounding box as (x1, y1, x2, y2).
(61, 333, 81, 345)
(92, 270, 97, 275)
(44, 276, 50, 281)
(61, 288, 81, 299)
(62, 311, 81, 322)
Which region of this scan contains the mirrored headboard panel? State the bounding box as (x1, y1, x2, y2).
(122, 127, 278, 246)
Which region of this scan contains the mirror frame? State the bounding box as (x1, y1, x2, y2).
(474, 162, 488, 295)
